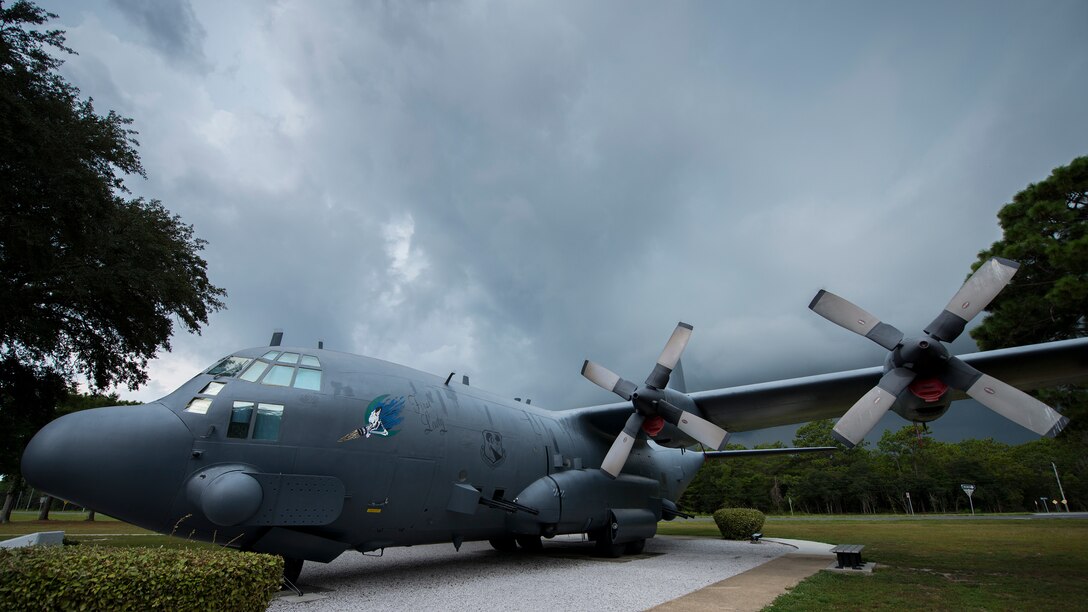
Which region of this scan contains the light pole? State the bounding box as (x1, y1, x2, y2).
(1052, 462, 1069, 513)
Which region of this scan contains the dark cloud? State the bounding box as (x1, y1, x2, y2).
(109, 0, 207, 71)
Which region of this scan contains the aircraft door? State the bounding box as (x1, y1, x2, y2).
(370, 457, 444, 541)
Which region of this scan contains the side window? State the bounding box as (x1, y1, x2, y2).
(252, 404, 284, 440)
(227, 402, 254, 438)
(226, 401, 285, 441)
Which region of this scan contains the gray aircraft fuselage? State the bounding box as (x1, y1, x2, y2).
(22, 345, 703, 563)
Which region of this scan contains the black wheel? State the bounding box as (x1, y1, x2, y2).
(624, 538, 646, 555)
(515, 535, 543, 551)
(594, 537, 625, 558)
(282, 557, 304, 584)
(592, 512, 628, 557)
(489, 537, 518, 553)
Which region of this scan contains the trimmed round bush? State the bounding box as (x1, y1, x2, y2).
(712, 507, 766, 540)
(0, 545, 282, 611)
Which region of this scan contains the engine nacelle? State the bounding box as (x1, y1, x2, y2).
(507, 469, 661, 537)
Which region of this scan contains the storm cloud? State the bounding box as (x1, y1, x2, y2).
(47, 0, 1088, 444)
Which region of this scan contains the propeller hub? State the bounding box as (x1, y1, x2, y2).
(893, 335, 950, 375)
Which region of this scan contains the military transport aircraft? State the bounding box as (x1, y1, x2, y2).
(20, 258, 1088, 582)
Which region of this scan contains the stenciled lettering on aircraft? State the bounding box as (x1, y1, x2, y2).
(338, 394, 405, 442)
(480, 430, 506, 467)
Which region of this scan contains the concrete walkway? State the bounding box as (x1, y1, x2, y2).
(652, 539, 837, 612)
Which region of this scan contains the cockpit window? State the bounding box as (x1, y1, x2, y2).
(200, 381, 226, 396)
(185, 398, 212, 414)
(294, 368, 321, 391)
(207, 356, 252, 377)
(228, 353, 323, 391)
(263, 365, 295, 386)
(239, 360, 269, 382)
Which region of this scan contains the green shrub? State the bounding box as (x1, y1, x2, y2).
(713, 507, 766, 540)
(0, 545, 282, 611)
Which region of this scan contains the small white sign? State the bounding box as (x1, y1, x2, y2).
(961, 484, 975, 497)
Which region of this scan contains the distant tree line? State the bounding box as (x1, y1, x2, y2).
(679, 419, 1084, 515)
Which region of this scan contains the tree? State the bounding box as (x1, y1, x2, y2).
(971, 156, 1087, 509)
(0, 359, 66, 523)
(972, 157, 1087, 349)
(0, 1, 225, 502)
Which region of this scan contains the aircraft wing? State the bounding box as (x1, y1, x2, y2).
(569, 337, 1088, 436)
(690, 337, 1088, 432)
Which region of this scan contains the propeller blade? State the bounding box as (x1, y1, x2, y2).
(966, 374, 1069, 438)
(808, 290, 903, 350)
(656, 400, 729, 450)
(832, 367, 916, 447)
(581, 360, 637, 400)
(600, 412, 645, 478)
(666, 359, 687, 393)
(926, 258, 1019, 342)
(646, 322, 694, 389)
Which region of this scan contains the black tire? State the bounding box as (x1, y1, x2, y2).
(515, 535, 543, 551)
(595, 537, 625, 558)
(489, 537, 518, 553)
(282, 557, 304, 584)
(624, 538, 646, 555)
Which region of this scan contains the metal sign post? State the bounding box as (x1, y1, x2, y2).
(961, 484, 976, 515)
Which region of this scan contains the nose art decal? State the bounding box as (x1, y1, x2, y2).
(338, 394, 405, 441)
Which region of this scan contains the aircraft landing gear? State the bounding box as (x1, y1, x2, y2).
(489, 537, 518, 553)
(515, 535, 543, 551)
(282, 557, 304, 584)
(624, 538, 646, 555)
(594, 537, 625, 558)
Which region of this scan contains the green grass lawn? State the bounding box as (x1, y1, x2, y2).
(659, 517, 1088, 611)
(1, 511, 213, 549)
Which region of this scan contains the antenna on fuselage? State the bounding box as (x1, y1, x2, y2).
(444, 372, 454, 385)
(270, 329, 283, 346)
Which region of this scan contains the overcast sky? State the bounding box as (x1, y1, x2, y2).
(43, 0, 1087, 445)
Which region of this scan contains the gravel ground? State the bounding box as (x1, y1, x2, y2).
(271, 535, 793, 611)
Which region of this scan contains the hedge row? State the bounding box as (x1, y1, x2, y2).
(713, 507, 766, 540)
(0, 545, 282, 611)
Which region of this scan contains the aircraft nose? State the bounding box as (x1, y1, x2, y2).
(21, 403, 193, 531)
